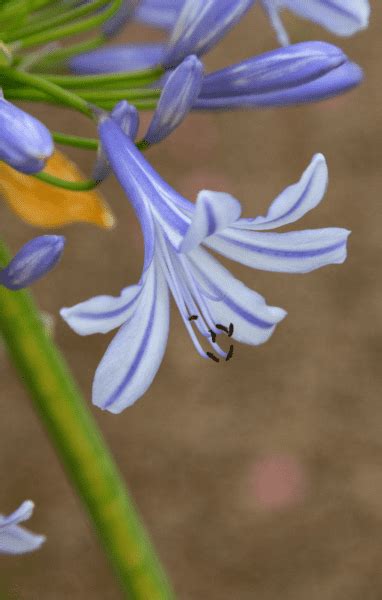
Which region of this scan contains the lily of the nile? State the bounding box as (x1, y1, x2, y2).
(0, 501, 45, 554)
(261, 0, 370, 46)
(61, 117, 350, 413)
(0, 235, 65, 290)
(70, 0, 255, 73)
(0, 91, 53, 174)
(195, 42, 362, 109)
(93, 55, 203, 180)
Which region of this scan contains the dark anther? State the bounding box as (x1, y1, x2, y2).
(206, 351, 220, 363)
(225, 345, 234, 362)
(215, 323, 229, 334)
(188, 315, 198, 321)
(209, 329, 217, 343)
(228, 323, 234, 337)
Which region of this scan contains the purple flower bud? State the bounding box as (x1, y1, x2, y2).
(195, 41, 363, 109)
(0, 236, 65, 291)
(69, 44, 165, 75)
(0, 93, 53, 174)
(163, 0, 255, 68)
(144, 55, 203, 144)
(102, 0, 140, 37)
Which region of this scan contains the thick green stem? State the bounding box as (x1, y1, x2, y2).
(0, 240, 175, 600)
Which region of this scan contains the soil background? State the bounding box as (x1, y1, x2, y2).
(1, 3, 382, 599)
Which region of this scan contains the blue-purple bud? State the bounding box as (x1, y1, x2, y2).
(144, 55, 203, 145)
(195, 41, 363, 109)
(0, 94, 53, 174)
(0, 236, 65, 291)
(102, 0, 140, 37)
(163, 0, 255, 68)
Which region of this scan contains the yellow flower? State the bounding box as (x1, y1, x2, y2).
(0, 150, 115, 228)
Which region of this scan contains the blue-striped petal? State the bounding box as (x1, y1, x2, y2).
(60, 283, 141, 335)
(180, 190, 241, 253)
(278, 0, 370, 36)
(69, 44, 165, 74)
(0, 501, 45, 555)
(99, 117, 191, 251)
(205, 227, 350, 273)
(233, 154, 328, 231)
(189, 247, 286, 345)
(93, 260, 170, 413)
(163, 0, 255, 68)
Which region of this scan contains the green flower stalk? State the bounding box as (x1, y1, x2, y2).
(0, 240, 175, 600)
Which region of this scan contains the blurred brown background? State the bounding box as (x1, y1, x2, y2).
(1, 2, 382, 598)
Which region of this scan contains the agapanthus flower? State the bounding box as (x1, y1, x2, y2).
(0, 500, 45, 554)
(134, 0, 184, 30)
(261, 0, 370, 46)
(0, 235, 65, 290)
(61, 116, 349, 413)
(71, 42, 362, 112)
(0, 91, 53, 174)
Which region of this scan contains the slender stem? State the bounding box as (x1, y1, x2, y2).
(0, 67, 93, 116)
(33, 171, 99, 191)
(0, 239, 175, 600)
(15, 0, 123, 49)
(30, 35, 106, 69)
(52, 131, 99, 150)
(44, 68, 164, 89)
(2, 0, 110, 43)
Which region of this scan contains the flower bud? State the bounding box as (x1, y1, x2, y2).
(0, 235, 65, 290)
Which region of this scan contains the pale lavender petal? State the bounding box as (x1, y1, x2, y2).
(206, 227, 350, 273)
(278, 0, 370, 36)
(0, 502, 45, 555)
(69, 44, 165, 74)
(233, 154, 328, 231)
(261, 0, 290, 45)
(189, 247, 286, 345)
(60, 284, 141, 335)
(93, 261, 170, 413)
(145, 55, 203, 145)
(180, 190, 241, 253)
(163, 0, 255, 68)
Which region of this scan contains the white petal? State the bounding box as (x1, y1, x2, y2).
(189, 247, 286, 345)
(206, 227, 350, 273)
(60, 284, 142, 336)
(0, 501, 34, 528)
(234, 154, 328, 231)
(93, 261, 170, 413)
(180, 190, 241, 253)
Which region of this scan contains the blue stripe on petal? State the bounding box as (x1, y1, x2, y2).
(233, 154, 328, 231)
(189, 247, 286, 345)
(60, 284, 142, 335)
(206, 227, 350, 273)
(93, 261, 169, 413)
